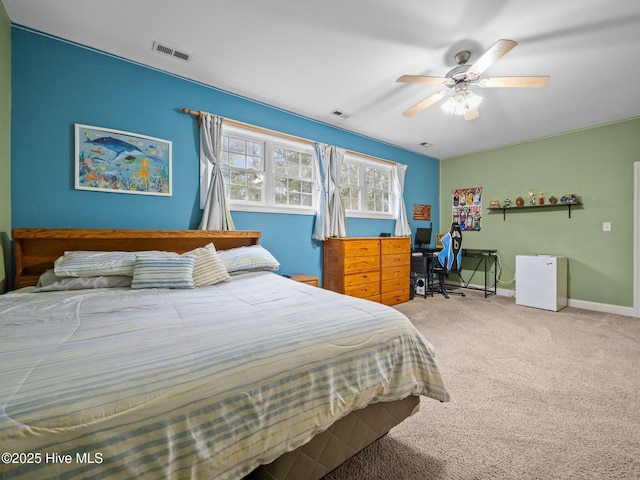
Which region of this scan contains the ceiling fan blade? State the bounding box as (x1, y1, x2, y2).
(464, 108, 480, 121)
(478, 76, 550, 88)
(397, 74, 451, 85)
(402, 90, 448, 117)
(466, 39, 518, 78)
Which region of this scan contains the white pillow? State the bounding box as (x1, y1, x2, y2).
(217, 245, 280, 274)
(54, 251, 137, 277)
(34, 269, 132, 292)
(131, 254, 197, 289)
(183, 243, 230, 287)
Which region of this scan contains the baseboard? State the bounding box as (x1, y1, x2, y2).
(566, 298, 636, 317)
(462, 282, 638, 318)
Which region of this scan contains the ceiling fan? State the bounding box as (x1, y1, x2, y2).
(397, 39, 550, 121)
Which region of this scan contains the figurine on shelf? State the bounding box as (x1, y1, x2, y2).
(561, 194, 579, 204)
(549, 196, 558, 205)
(503, 198, 512, 208)
(490, 200, 500, 208)
(539, 192, 544, 205)
(516, 197, 524, 207)
(528, 188, 535, 206)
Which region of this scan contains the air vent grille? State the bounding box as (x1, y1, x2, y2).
(152, 41, 191, 62)
(331, 109, 353, 119)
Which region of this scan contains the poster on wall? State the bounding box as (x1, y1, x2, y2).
(452, 187, 482, 231)
(75, 124, 172, 196)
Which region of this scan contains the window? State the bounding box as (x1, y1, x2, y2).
(341, 154, 394, 218)
(221, 134, 264, 203)
(273, 145, 314, 207)
(201, 124, 315, 214)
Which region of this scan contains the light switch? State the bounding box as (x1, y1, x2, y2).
(603, 222, 612, 232)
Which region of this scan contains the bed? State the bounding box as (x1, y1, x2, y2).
(1, 228, 449, 480)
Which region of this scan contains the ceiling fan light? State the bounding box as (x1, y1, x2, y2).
(441, 90, 483, 115)
(466, 91, 483, 109)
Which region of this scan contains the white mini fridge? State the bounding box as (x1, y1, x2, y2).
(515, 255, 568, 311)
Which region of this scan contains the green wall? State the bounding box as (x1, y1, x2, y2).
(440, 117, 640, 309)
(0, 5, 10, 292)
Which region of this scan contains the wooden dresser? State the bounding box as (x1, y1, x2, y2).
(323, 237, 411, 306)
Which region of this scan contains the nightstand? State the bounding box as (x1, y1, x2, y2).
(289, 274, 319, 287)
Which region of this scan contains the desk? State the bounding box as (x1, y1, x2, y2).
(455, 249, 497, 298)
(411, 249, 497, 298)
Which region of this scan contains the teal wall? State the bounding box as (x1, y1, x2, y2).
(0, 5, 10, 292)
(440, 118, 640, 308)
(10, 27, 439, 282)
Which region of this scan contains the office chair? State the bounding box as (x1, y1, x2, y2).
(432, 222, 465, 298)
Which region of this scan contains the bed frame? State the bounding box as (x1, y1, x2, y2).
(12, 228, 261, 289)
(11, 227, 420, 480)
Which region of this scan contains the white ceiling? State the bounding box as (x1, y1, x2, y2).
(3, 0, 640, 159)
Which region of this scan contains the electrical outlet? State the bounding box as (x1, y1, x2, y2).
(603, 222, 612, 232)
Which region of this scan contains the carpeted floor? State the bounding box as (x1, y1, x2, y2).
(324, 292, 640, 480)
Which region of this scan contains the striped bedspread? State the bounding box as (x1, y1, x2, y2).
(0, 272, 449, 480)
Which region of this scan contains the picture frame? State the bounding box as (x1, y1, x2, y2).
(412, 203, 431, 221)
(75, 124, 172, 196)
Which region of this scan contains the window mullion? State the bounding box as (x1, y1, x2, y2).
(265, 138, 274, 207)
(359, 164, 366, 211)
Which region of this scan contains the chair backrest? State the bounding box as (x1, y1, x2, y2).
(437, 222, 463, 273)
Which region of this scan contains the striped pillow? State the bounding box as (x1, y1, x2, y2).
(131, 254, 197, 289)
(184, 243, 230, 287)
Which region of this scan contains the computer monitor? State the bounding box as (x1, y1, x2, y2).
(414, 226, 432, 248)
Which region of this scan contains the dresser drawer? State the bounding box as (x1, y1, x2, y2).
(343, 240, 380, 257)
(381, 238, 410, 254)
(345, 281, 380, 299)
(343, 255, 380, 273)
(344, 270, 380, 287)
(381, 253, 409, 268)
(382, 277, 408, 293)
(381, 290, 409, 306)
(381, 264, 410, 281)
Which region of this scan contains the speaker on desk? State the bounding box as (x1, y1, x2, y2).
(415, 278, 425, 296)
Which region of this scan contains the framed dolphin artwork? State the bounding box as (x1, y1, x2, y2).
(75, 124, 172, 196)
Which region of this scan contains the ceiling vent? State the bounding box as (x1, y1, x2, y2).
(331, 109, 353, 119)
(152, 41, 191, 62)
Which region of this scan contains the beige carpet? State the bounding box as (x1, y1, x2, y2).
(324, 291, 640, 480)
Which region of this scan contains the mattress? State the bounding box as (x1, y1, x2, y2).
(0, 272, 448, 480)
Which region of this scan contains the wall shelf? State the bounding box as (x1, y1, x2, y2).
(487, 202, 582, 220)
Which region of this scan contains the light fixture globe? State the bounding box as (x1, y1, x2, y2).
(441, 84, 483, 115)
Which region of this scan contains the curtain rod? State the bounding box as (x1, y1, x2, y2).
(180, 107, 398, 166)
(181, 107, 314, 146)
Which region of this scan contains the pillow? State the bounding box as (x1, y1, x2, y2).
(33, 269, 132, 292)
(54, 251, 137, 277)
(183, 243, 230, 287)
(131, 254, 197, 289)
(217, 245, 280, 274)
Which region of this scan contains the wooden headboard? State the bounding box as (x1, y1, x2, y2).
(12, 228, 261, 289)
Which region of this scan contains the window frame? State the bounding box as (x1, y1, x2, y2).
(200, 123, 317, 215)
(340, 153, 396, 220)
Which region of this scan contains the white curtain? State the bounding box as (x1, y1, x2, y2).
(312, 143, 346, 240)
(312, 144, 330, 241)
(393, 163, 411, 236)
(199, 113, 235, 231)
